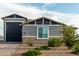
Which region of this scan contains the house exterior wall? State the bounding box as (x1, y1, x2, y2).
(22, 37, 63, 44)
(22, 37, 48, 44)
(3, 14, 64, 43)
(22, 25, 63, 44)
(49, 26, 63, 36)
(22, 25, 63, 37)
(22, 25, 37, 36)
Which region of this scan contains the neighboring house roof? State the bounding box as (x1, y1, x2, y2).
(2, 13, 27, 20)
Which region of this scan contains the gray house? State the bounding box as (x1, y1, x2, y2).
(2, 14, 64, 43)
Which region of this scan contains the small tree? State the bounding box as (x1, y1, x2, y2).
(63, 25, 76, 49)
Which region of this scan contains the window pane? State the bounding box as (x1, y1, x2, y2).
(38, 27, 43, 38)
(42, 26, 48, 38)
(38, 26, 48, 39)
(43, 34, 47, 38)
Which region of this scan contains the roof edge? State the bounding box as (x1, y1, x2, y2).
(2, 13, 27, 20)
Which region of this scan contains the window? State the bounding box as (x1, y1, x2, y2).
(37, 26, 49, 39)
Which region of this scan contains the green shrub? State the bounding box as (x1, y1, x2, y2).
(64, 38, 74, 49)
(48, 38, 62, 47)
(35, 45, 50, 50)
(23, 49, 41, 56)
(34, 47, 41, 50)
(40, 45, 50, 50)
(74, 40, 79, 44)
(72, 43, 79, 54)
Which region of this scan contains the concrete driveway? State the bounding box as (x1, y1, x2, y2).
(0, 44, 19, 56)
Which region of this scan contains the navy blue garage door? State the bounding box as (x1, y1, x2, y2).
(6, 22, 22, 42)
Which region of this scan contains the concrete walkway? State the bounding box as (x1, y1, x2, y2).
(0, 44, 19, 56)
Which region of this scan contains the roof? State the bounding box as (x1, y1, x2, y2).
(2, 14, 77, 29)
(24, 17, 78, 29)
(2, 13, 27, 20)
(26, 16, 66, 25)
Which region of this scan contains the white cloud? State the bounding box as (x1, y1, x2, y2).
(0, 3, 79, 36)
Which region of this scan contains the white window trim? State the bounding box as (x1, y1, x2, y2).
(37, 25, 49, 39)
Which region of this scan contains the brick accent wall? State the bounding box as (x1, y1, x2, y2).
(22, 36, 63, 44)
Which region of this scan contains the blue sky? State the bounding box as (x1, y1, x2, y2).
(19, 3, 79, 14)
(0, 3, 79, 37)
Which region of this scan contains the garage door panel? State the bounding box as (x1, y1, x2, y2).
(6, 22, 22, 42)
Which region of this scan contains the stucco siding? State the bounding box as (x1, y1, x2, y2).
(22, 25, 63, 37)
(22, 26, 37, 36)
(49, 26, 63, 36)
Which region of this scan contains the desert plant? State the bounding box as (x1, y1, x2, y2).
(48, 38, 62, 47)
(74, 40, 79, 44)
(40, 45, 50, 50)
(71, 43, 79, 54)
(64, 39, 74, 49)
(23, 49, 41, 56)
(63, 26, 76, 49)
(35, 45, 50, 50)
(34, 47, 41, 50)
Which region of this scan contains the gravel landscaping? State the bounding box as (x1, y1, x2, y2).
(0, 44, 78, 56)
(13, 44, 79, 56)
